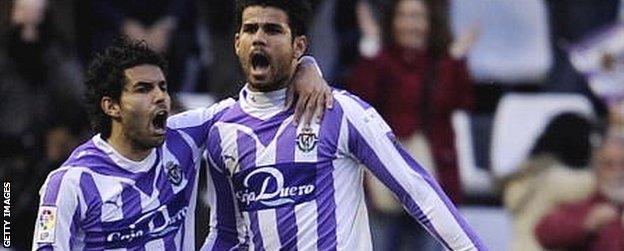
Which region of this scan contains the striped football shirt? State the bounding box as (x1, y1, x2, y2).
(202, 86, 486, 251)
(32, 99, 235, 251)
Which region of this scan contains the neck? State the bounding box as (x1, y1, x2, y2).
(106, 126, 151, 161)
(247, 78, 289, 92)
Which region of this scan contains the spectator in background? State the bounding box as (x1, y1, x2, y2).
(90, 0, 199, 92)
(503, 112, 596, 251)
(349, 0, 476, 204)
(536, 132, 624, 251)
(347, 0, 476, 250)
(1, 0, 84, 174)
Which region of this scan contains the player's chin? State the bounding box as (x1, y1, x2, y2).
(144, 135, 166, 148)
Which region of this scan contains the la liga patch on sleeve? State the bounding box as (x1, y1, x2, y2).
(35, 206, 57, 243)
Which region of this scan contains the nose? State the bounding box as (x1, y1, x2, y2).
(252, 29, 267, 48)
(153, 86, 169, 104)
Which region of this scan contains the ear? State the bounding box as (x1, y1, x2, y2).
(292, 35, 308, 59)
(234, 33, 241, 57)
(101, 96, 121, 119)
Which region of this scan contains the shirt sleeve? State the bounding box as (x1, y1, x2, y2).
(336, 93, 486, 251)
(167, 98, 236, 150)
(200, 152, 247, 251)
(32, 169, 82, 251)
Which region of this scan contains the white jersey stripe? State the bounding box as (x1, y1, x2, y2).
(257, 210, 281, 250)
(295, 201, 318, 251)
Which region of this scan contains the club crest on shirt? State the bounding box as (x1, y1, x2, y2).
(35, 206, 57, 243)
(165, 161, 183, 185)
(296, 127, 318, 153)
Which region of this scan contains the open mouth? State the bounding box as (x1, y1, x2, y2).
(152, 110, 168, 134)
(251, 52, 270, 71)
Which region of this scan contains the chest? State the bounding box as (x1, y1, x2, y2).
(82, 156, 195, 248)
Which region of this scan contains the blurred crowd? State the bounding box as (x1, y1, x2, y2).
(2, 0, 624, 250)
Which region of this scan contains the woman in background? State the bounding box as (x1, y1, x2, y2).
(348, 0, 477, 249)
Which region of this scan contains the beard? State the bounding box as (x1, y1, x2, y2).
(124, 116, 166, 151)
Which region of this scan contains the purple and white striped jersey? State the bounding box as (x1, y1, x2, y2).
(202, 86, 486, 251)
(32, 99, 236, 251)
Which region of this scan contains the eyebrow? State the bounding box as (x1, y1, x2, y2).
(131, 80, 166, 88)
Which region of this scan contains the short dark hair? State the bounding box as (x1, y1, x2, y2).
(530, 112, 594, 168)
(235, 0, 312, 37)
(84, 39, 167, 139)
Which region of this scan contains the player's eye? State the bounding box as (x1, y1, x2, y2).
(242, 24, 258, 34)
(135, 83, 152, 93)
(264, 24, 283, 35)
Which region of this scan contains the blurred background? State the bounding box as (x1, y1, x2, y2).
(3, 0, 624, 250)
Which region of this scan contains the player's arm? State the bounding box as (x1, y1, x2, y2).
(32, 169, 82, 251)
(167, 98, 237, 150)
(287, 55, 334, 126)
(336, 93, 486, 251)
(200, 147, 246, 250)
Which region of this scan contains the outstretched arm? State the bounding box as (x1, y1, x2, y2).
(336, 93, 486, 251)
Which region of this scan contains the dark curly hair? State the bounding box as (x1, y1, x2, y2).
(235, 0, 312, 38)
(84, 39, 167, 139)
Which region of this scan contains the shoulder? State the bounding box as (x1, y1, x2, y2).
(332, 89, 392, 131)
(332, 89, 374, 112)
(39, 165, 87, 199)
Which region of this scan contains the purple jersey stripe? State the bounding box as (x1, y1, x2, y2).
(317, 100, 344, 159)
(163, 232, 177, 250)
(79, 172, 105, 249)
(274, 116, 298, 250)
(69, 201, 82, 248)
(156, 151, 178, 251)
(237, 131, 257, 169)
(208, 127, 227, 173)
(120, 185, 142, 223)
(346, 122, 452, 250)
(208, 163, 239, 246)
(166, 130, 196, 182)
(313, 102, 343, 250)
(42, 169, 68, 205)
(276, 124, 296, 164)
(248, 211, 265, 251)
(275, 206, 298, 250)
(314, 161, 338, 251)
(180, 223, 186, 250)
(393, 137, 485, 249)
(208, 129, 242, 249)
